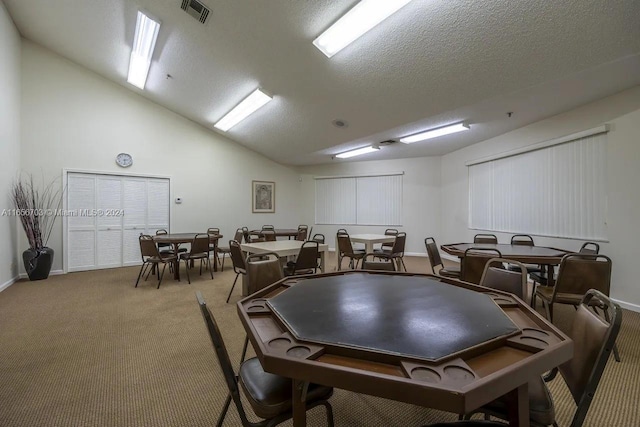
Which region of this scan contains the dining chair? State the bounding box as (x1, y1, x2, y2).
(238, 252, 285, 364)
(242, 226, 264, 243)
(336, 231, 365, 270)
(246, 252, 283, 294)
(379, 228, 399, 252)
(534, 253, 620, 362)
(469, 290, 621, 427)
(361, 253, 396, 271)
(135, 235, 176, 289)
(226, 240, 247, 303)
(262, 229, 277, 242)
(295, 225, 308, 241)
(511, 234, 535, 246)
(179, 234, 213, 284)
(384, 232, 407, 271)
(207, 227, 220, 266)
(261, 224, 275, 231)
(461, 247, 502, 285)
(507, 234, 542, 275)
(155, 229, 188, 253)
(530, 241, 601, 287)
(310, 233, 325, 269)
(217, 228, 243, 271)
(195, 292, 335, 427)
(155, 229, 173, 255)
(284, 241, 319, 276)
(424, 237, 460, 278)
(473, 233, 498, 244)
(535, 254, 612, 322)
(479, 258, 527, 300)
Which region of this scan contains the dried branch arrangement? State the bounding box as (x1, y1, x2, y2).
(10, 174, 63, 250)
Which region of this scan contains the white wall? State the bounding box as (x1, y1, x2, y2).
(0, 3, 20, 289)
(20, 41, 303, 273)
(441, 86, 640, 309)
(296, 156, 441, 255)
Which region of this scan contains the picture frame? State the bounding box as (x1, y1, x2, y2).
(252, 180, 275, 213)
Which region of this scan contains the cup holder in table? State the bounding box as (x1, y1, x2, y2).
(507, 327, 559, 352)
(486, 292, 519, 307)
(266, 333, 324, 360)
(402, 359, 477, 387)
(245, 298, 271, 314)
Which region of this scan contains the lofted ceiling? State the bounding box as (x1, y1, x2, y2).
(4, 0, 640, 166)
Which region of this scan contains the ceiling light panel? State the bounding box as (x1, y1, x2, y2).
(127, 11, 161, 89)
(335, 145, 380, 159)
(400, 122, 470, 144)
(214, 89, 273, 132)
(313, 0, 414, 58)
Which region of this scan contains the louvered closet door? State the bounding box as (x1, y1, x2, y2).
(122, 178, 148, 266)
(67, 174, 97, 271)
(96, 177, 123, 268)
(66, 173, 170, 271)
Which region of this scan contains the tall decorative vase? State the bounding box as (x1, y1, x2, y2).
(22, 247, 54, 281)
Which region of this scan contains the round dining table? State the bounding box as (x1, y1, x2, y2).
(153, 232, 223, 280)
(440, 243, 572, 286)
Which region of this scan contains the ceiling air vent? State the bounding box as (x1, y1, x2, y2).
(181, 0, 210, 24)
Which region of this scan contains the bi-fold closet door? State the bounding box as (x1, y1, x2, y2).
(66, 172, 170, 272)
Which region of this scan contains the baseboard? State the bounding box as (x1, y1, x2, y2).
(405, 252, 427, 257)
(18, 269, 64, 280)
(0, 275, 19, 292)
(611, 298, 640, 313)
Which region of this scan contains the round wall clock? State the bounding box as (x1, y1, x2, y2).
(116, 153, 133, 168)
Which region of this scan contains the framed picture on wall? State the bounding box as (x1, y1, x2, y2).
(252, 181, 275, 213)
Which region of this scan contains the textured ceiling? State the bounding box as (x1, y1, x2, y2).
(5, 0, 640, 165)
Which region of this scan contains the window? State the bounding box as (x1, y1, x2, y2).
(468, 127, 607, 241)
(315, 173, 402, 225)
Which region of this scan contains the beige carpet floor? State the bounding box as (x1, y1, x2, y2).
(0, 254, 638, 427)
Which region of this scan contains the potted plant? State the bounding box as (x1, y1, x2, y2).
(10, 174, 63, 280)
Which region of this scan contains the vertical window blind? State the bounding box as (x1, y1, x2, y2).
(315, 174, 403, 225)
(468, 130, 607, 240)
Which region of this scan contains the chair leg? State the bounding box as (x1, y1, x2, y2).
(208, 257, 214, 279)
(226, 273, 240, 303)
(324, 401, 335, 427)
(184, 259, 191, 284)
(240, 336, 249, 365)
(145, 263, 154, 281)
(400, 257, 407, 272)
(216, 394, 232, 427)
(135, 263, 147, 287)
(542, 300, 554, 323)
(220, 254, 226, 272)
(530, 282, 538, 309)
(157, 263, 167, 289)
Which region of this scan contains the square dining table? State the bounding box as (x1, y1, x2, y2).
(349, 233, 397, 253)
(240, 240, 329, 295)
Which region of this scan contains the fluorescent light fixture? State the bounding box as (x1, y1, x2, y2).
(313, 0, 414, 58)
(127, 11, 161, 89)
(335, 145, 380, 159)
(400, 122, 470, 144)
(214, 89, 273, 132)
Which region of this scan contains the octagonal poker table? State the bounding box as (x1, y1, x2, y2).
(237, 271, 573, 427)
